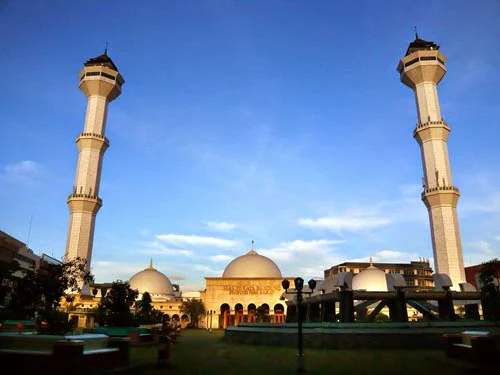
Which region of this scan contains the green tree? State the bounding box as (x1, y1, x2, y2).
(8, 269, 38, 320)
(135, 291, 162, 324)
(374, 313, 390, 322)
(7, 257, 93, 333)
(36, 257, 93, 312)
(96, 280, 138, 327)
(479, 258, 500, 321)
(180, 299, 205, 328)
(256, 304, 270, 323)
(0, 258, 20, 305)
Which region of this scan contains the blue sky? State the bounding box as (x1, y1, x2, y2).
(1, 1, 499, 291)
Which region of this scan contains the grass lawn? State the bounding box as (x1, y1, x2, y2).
(126, 328, 467, 375)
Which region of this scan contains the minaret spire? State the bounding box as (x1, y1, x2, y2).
(64, 51, 125, 284)
(104, 42, 108, 56)
(414, 26, 419, 39)
(397, 35, 465, 288)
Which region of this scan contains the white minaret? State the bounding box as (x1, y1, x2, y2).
(397, 34, 465, 288)
(65, 50, 124, 274)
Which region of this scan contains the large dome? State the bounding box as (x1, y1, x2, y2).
(352, 264, 388, 291)
(222, 249, 282, 278)
(129, 260, 175, 299)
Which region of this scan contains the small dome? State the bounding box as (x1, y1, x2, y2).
(352, 263, 388, 292)
(222, 249, 282, 278)
(129, 260, 174, 298)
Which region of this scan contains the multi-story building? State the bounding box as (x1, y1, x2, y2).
(0, 230, 40, 307)
(324, 259, 434, 290)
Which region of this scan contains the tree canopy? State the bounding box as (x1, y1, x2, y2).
(479, 258, 500, 321)
(6, 257, 93, 333)
(180, 298, 205, 327)
(96, 280, 138, 327)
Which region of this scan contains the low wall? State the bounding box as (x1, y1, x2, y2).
(225, 321, 500, 349)
(0, 333, 129, 374)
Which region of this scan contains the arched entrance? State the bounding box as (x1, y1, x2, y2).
(257, 303, 270, 322)
(274, 303, 285, 323)
(247, 303, 256, 323)
(235, 303, 244, 325)
(220, 303, 230, 328)
(172, 314, 180, 327)
(181, 314, 190, 328)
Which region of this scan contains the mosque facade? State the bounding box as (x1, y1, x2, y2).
(201, 246, 290, 329)
(63, 34, 471, 328)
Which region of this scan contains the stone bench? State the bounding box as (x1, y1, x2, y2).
(442, 330, 500, 364)
(0, 334, 130, 374)
(127, 330, 154, 345)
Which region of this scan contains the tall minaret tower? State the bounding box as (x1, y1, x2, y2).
(397, 35, 465, 287)
(64, 51, 124, 273)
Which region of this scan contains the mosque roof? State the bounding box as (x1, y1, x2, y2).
(129, 260, 175, 296)
(222, 247, 282, 278)
(351, 260, 388, 292)
(405, 35, 440, 56)
(84, 50, 118, 71)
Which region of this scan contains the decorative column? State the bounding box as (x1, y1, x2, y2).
(397, 35, 465, 287)
(65, 51, 124, 276)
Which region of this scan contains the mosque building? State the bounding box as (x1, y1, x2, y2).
(68, 247, 290, 329)
(61, 33, 472, 328)
(201, 243, 290, 329)
(68, 260, 189, 328)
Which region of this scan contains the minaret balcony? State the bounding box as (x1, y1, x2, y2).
(422, 185, 459, 195)
(414, 119, 449, 132)
(413, 120, 451, 143)
(67, 193, 102, 215)
(421, 186, 461, 207)
(76, 133, 110, 152)
(67, 193, 102, 205)
(77, 132, 109, 143)
(79, 67, 124, 88)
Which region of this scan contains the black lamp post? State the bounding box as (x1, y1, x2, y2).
(207, 310, 215, 332)
(282, 277, 317, 373)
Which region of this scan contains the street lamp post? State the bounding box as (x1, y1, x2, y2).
(207, 310, 215, 332)
(282, 277, 317, 374)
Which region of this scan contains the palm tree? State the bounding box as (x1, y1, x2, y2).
(179, 299, 206, 328)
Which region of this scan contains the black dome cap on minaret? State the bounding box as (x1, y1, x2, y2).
(84, 49, 118, 71)
(405, 34, 440, 56)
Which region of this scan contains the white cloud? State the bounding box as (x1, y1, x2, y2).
(399, 184, 422, 197)
(468, 240, 494, 255)
(376, 250, 406, 259)
(205, 221, 237, 232)
(168, 275, 185, 281)
(136, 240, 193, 256)
(298, 215, 390, 232)
(91, 261, 143, 283)
(461, 191, 500, 214)
(143, 247, 193, 256)
(156, 234, 240, 248)
(209, 254, 233, 263)
(1, 160, 40, 183)
(192, 264, 224, 276)
(259, 239, 344, 263)
(345, 249, 423, 264)
(374, 249, 420, 263)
